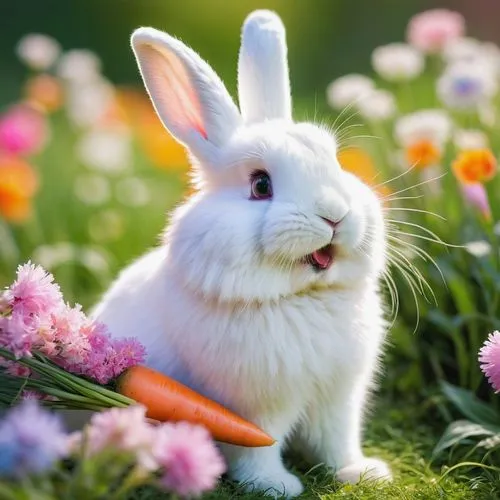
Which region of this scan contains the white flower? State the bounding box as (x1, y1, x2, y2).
(66, 79, 115, 128)
(481, 42, 500, 75)
(356, 89, 396, 121)
(437, 61, 498, 110)
(443, 37, 483, 63)
(453, 129, 488, 150)
(16, 34, 61, 70)
(116, 177, 151, 207)
(464, 240, 491, 258)
(326, 74, 375, 110)
(57, 49, 101, 83)
(394, 109, 452, 147)
(74, 174, 110, 205)
(371, 43, 424, 82)
(444, 38, 500, 76)
(77, 128, 131, 173)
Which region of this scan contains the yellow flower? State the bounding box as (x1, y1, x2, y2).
(452, 149, 497, 184)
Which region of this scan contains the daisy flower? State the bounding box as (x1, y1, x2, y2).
(371, 43, 424, 82)
(356, 89, 396, 121)
(453, 129, 488, 150)
(437, 61, 498, 110)
(394, 110, 451, 168)
(16, 34, 61, 70)
(326, 74, 374, 110)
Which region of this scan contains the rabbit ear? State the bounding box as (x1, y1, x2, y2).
(238, 10, 292, 124)
(131, 27, 241, 163)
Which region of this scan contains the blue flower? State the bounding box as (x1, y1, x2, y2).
(0, 400, 68, 478)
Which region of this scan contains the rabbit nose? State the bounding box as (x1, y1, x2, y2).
(320, 212, 348, 236)
(320, 217, 340, 230)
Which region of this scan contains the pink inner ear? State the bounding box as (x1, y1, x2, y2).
(137, 43, 208, 140)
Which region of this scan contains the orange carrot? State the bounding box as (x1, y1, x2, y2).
(116, 365, 275, 447)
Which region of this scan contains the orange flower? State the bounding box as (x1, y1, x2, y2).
(405, 139, 441, 169)
(0, 155, 38, 223)
(452, 149, 497, 184)
(338, 148, 377, 183)
(338, 147, 390, 199)
(115, 88, 189, 170)
(24, 74, 63, 113)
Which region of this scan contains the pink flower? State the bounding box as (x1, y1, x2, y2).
(154, 422, 225, 497)
(51, 304, 90, 364)
(479, 331, 500, 391)
(2, 261, 146, 383)
(461, 182, 491, 220)
(0, 313, 35, 358)
(112, 338, 147, 377)
(86, 405, 156, 468)
(6, 262, 62, 319)
(5, 361, 31, 378)
(407, 9, 465, 54)
(75, 325, 145, 383)
(21, 390, 43, 400)
(0, 104, 49, 156)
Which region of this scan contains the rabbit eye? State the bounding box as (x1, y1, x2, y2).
(250, 171, 273, 200)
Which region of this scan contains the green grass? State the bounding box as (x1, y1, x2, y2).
(129, 396, 500, 500)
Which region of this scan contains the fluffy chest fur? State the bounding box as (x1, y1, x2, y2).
(138, 253, 385, 417)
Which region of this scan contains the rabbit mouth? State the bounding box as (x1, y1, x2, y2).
(304, 244, 336, 271)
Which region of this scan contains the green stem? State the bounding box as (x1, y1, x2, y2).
(43, 401, 104, 412)
(110, 466, 149, 500)
(0, 349, 135, 408)
(26, 380, 98, 404)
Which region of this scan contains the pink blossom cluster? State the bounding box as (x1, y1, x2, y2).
(0, 262, 145, 383)
(72, 405, 226, 497)
(479, 331, 500, 392)
(0, 104, 48, 157)
(407, 9, 465, 54)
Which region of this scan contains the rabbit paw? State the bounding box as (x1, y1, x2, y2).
(240, 469, 304, 498)
(336, 457, 392, 484)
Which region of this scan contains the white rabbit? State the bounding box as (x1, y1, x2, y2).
(92, 9, 392, 498)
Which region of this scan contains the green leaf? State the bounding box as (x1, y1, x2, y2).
(433, 419, 500, 458)
(441, 381, 500, 426)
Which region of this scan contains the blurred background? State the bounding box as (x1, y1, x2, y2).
(2, 0, 500, 108)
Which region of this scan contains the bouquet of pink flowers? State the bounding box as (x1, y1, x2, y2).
(0, 261, 145, 409)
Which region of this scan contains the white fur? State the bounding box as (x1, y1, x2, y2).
(238, 10, 292, 123)
(93, 10, 392, 498)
